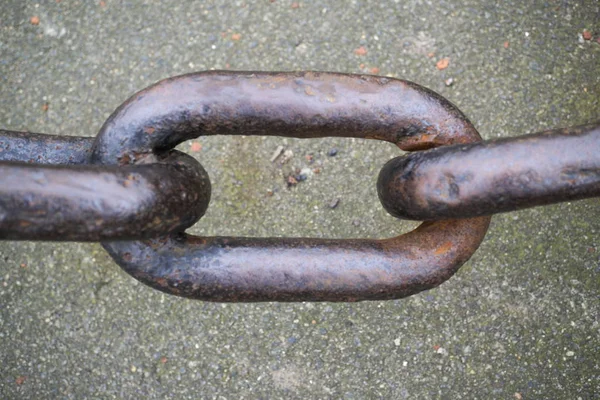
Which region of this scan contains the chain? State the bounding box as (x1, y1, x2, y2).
(1, 71, 598, 302)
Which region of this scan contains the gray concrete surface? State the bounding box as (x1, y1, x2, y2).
(1, 1, 599, 398)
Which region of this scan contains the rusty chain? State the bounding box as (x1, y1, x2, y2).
(1, 71, 598, 302)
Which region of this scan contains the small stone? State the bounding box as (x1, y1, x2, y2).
(190, 142, 202, 152)
(444, 78, 454, 87)
(436, 57, 450, 70)
(436, 347, 448, 356)
(299, 167, 313, 179)
(30, 16, 40, 25)
(354, 46, 367, 56)
(503, 41, 510, 49)
(41, 103, 49, 112)
(160, 357, 168, 364)
(286, 175, 298, 186)
(304, 154, 314, 163)
(287, 336, 297, 344)
(393, 338, 401, 346)
(352, 219, 360, 226)
(270, 146, 284, 162)
(266, 189, 274, 197)
(327, 148, 338, 157)
(514, 393, 522, 400)
(370, 67, 380, 74)
(582, 30, 592, 41)
(295, 174, 307, 182)
(291, 2, 300, 9)
(566, 350, 575, 357)
(329, 198, 340, 209)
(280, 149, 294, 164)
(231, 33, 242, 41)
(15, 376, 26, 385)
(312, 167, 321, 174)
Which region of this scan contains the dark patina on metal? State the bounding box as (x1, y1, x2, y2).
(2, 70, 596, 302)
(92, 71, 490, 302)
(0, 131, 211, 241)
(378, 123, 600, 220)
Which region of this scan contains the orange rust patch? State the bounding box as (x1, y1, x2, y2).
(416, 134, 436, 143)
(118, 153, 132, 165)
(434, 241, 453, 255)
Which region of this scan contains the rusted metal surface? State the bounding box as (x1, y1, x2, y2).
(0, 129, 92, 165)
(92, 71, 491, 302)
(105, 217, 490, 302)
(4, 70, 594, 302)
(91, 71, 483, 166)
(0, 131, 211, 241)
(378, 123, 600, 220)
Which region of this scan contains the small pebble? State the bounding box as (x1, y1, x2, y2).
(329, 198, 340, 209)
(280, 149, 294, 164)
(445, 78, 454, 87)
(286, 175, 298, 186)
(436, 57, 450, 70)
(190, 142, 202, 152)
(582, 29, 592, 41)
(270, 146, 284, 162)
(436, 347, 448, 356)
(354, 46, 368, 56)
(327, 148, 338, 157)
(287, 337, 297, 344)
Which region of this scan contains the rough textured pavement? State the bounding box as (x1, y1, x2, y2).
(1, 1, 599, 398)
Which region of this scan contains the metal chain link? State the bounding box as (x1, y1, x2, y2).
(1, 71, 598, 302)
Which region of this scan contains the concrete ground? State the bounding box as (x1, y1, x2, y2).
(1, 1, 599, 398)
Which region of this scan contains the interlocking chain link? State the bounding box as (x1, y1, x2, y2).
(1, 71, 598, 302)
